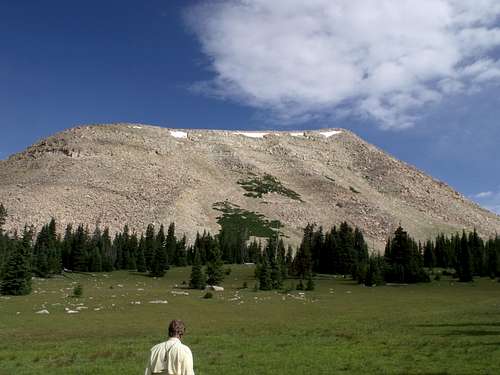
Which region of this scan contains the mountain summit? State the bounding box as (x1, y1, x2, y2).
(1, 124, 498, 250)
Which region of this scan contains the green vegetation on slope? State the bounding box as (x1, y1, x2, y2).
(213, 201, 282, 238)
(237, 174, 302, 201)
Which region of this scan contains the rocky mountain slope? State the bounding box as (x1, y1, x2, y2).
(1, 124, 499, 250)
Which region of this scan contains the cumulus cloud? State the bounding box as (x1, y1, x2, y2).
(473, 190, 500, 215)
(186, 0, 500, 128)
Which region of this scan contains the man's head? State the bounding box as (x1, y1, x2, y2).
(168, 320, 186, 339)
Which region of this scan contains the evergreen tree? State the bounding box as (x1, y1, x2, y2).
(136, 235, 147, 272)
(1, 226, 32, 295)
(89, 246, 102, 272)
(258, 256, 272, 290)
(71, 225, 88, 271)
(144, 224, 156, 271)
(150, 226, 167, 277)
(423, 240, 436, 269)
(174, 235, 188, 266)
(293, 224, 314, 278)
(486, 237, 500, 278)
(206, 242, 224, 285)
(363, 255, 386, 287)
(456, 230, 473, 282)
(384, 226, 429, 283)
(165, 222, 176, 266)
(469, 229, 485, 276)
(189, 250, 205, 289)
(101, 227, 114, 272)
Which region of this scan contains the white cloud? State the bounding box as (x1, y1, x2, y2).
(473, 190, 500, 215)
(474, 191, 493, 198)
(186, 0, 500, 128)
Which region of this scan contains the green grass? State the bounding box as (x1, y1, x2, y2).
(213, 201, 282, 238)
(0, 267, 499, 374)
(237, 174, 302, 201)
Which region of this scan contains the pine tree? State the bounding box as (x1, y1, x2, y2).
(363, 255, 386, 287)
(189, 251, 205, 289)
(175, 235, 188, 266)
(258, 256, 272, 290)
(423, 240, 436, 269)
(144, 224, 156, 271)
(206, 242, 224, 285)
(71, 224, 88, 272)
(89, 247, 102, 272)
(384, 226, 428, 283)
(486, 237, 499, 278)
(165, 222, 176, 266)
(1, 226, 32, 295)
(150, 227, 167, 277)
(101, 227, 114, 272)
(456, 230, 473, 282)
(136, 235, 147, 272)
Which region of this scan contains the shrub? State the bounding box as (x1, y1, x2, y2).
(203, 291, 213, 299)
(72, 284, 83, 298)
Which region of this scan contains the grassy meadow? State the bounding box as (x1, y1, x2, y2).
(0, 266, 499, 374)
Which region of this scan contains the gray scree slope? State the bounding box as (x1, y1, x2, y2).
(0, 124, 498, 251)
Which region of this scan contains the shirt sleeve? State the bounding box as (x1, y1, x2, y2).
(183, 347, 195, 375)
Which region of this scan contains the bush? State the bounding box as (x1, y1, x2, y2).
(434, 273, 441, 281)
(72, 284, 83, 298)
(225, 268, 232, 276)
(242, 281, 248, 289)
(203, 292, 213, 299)
(306, 277, 315, 291)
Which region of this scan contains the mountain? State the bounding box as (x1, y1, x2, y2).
(0, 124, 498, 250)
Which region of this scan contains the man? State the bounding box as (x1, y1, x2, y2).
(145, 320, 195, 375)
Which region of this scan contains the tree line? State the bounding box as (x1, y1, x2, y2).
(1, 202, 499, 295)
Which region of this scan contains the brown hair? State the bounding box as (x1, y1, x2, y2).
(168, 320, 186, 338)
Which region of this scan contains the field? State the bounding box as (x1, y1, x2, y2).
(0, 266, 499, 374)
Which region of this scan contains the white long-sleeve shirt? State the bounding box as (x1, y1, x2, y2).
(145, 337, 195, 375)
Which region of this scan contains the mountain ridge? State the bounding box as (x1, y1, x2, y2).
(0, 123, 498, 251)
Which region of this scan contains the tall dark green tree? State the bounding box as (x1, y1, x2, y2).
(136, 235, 147, 272)
(206, 241, 224, 285)
(456, 230, 473, 282)
(189, 250, 205, 289)
(423, 240, 436, 269)
(165, 223, 176, 266)
(384, 226, 429, 283)
(1, 226, 32, 295)
(71, 225, 88, 272)
(144, 224, 156, 271)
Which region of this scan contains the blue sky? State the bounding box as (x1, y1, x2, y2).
(1, 0, 500, 214)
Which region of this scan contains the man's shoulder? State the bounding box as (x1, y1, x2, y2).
(179, 342, 193, 355)
(149, 341, 167, 352)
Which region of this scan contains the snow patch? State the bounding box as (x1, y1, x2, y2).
(36, 309, 50, 314)
(149, 300, 168, 304)
(320, 130, 342, 138)
(235, 132, 269, 138)
(290, 132, 304, 137)
(170, 130, 188, 139)
(130, 125, 142, 129)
